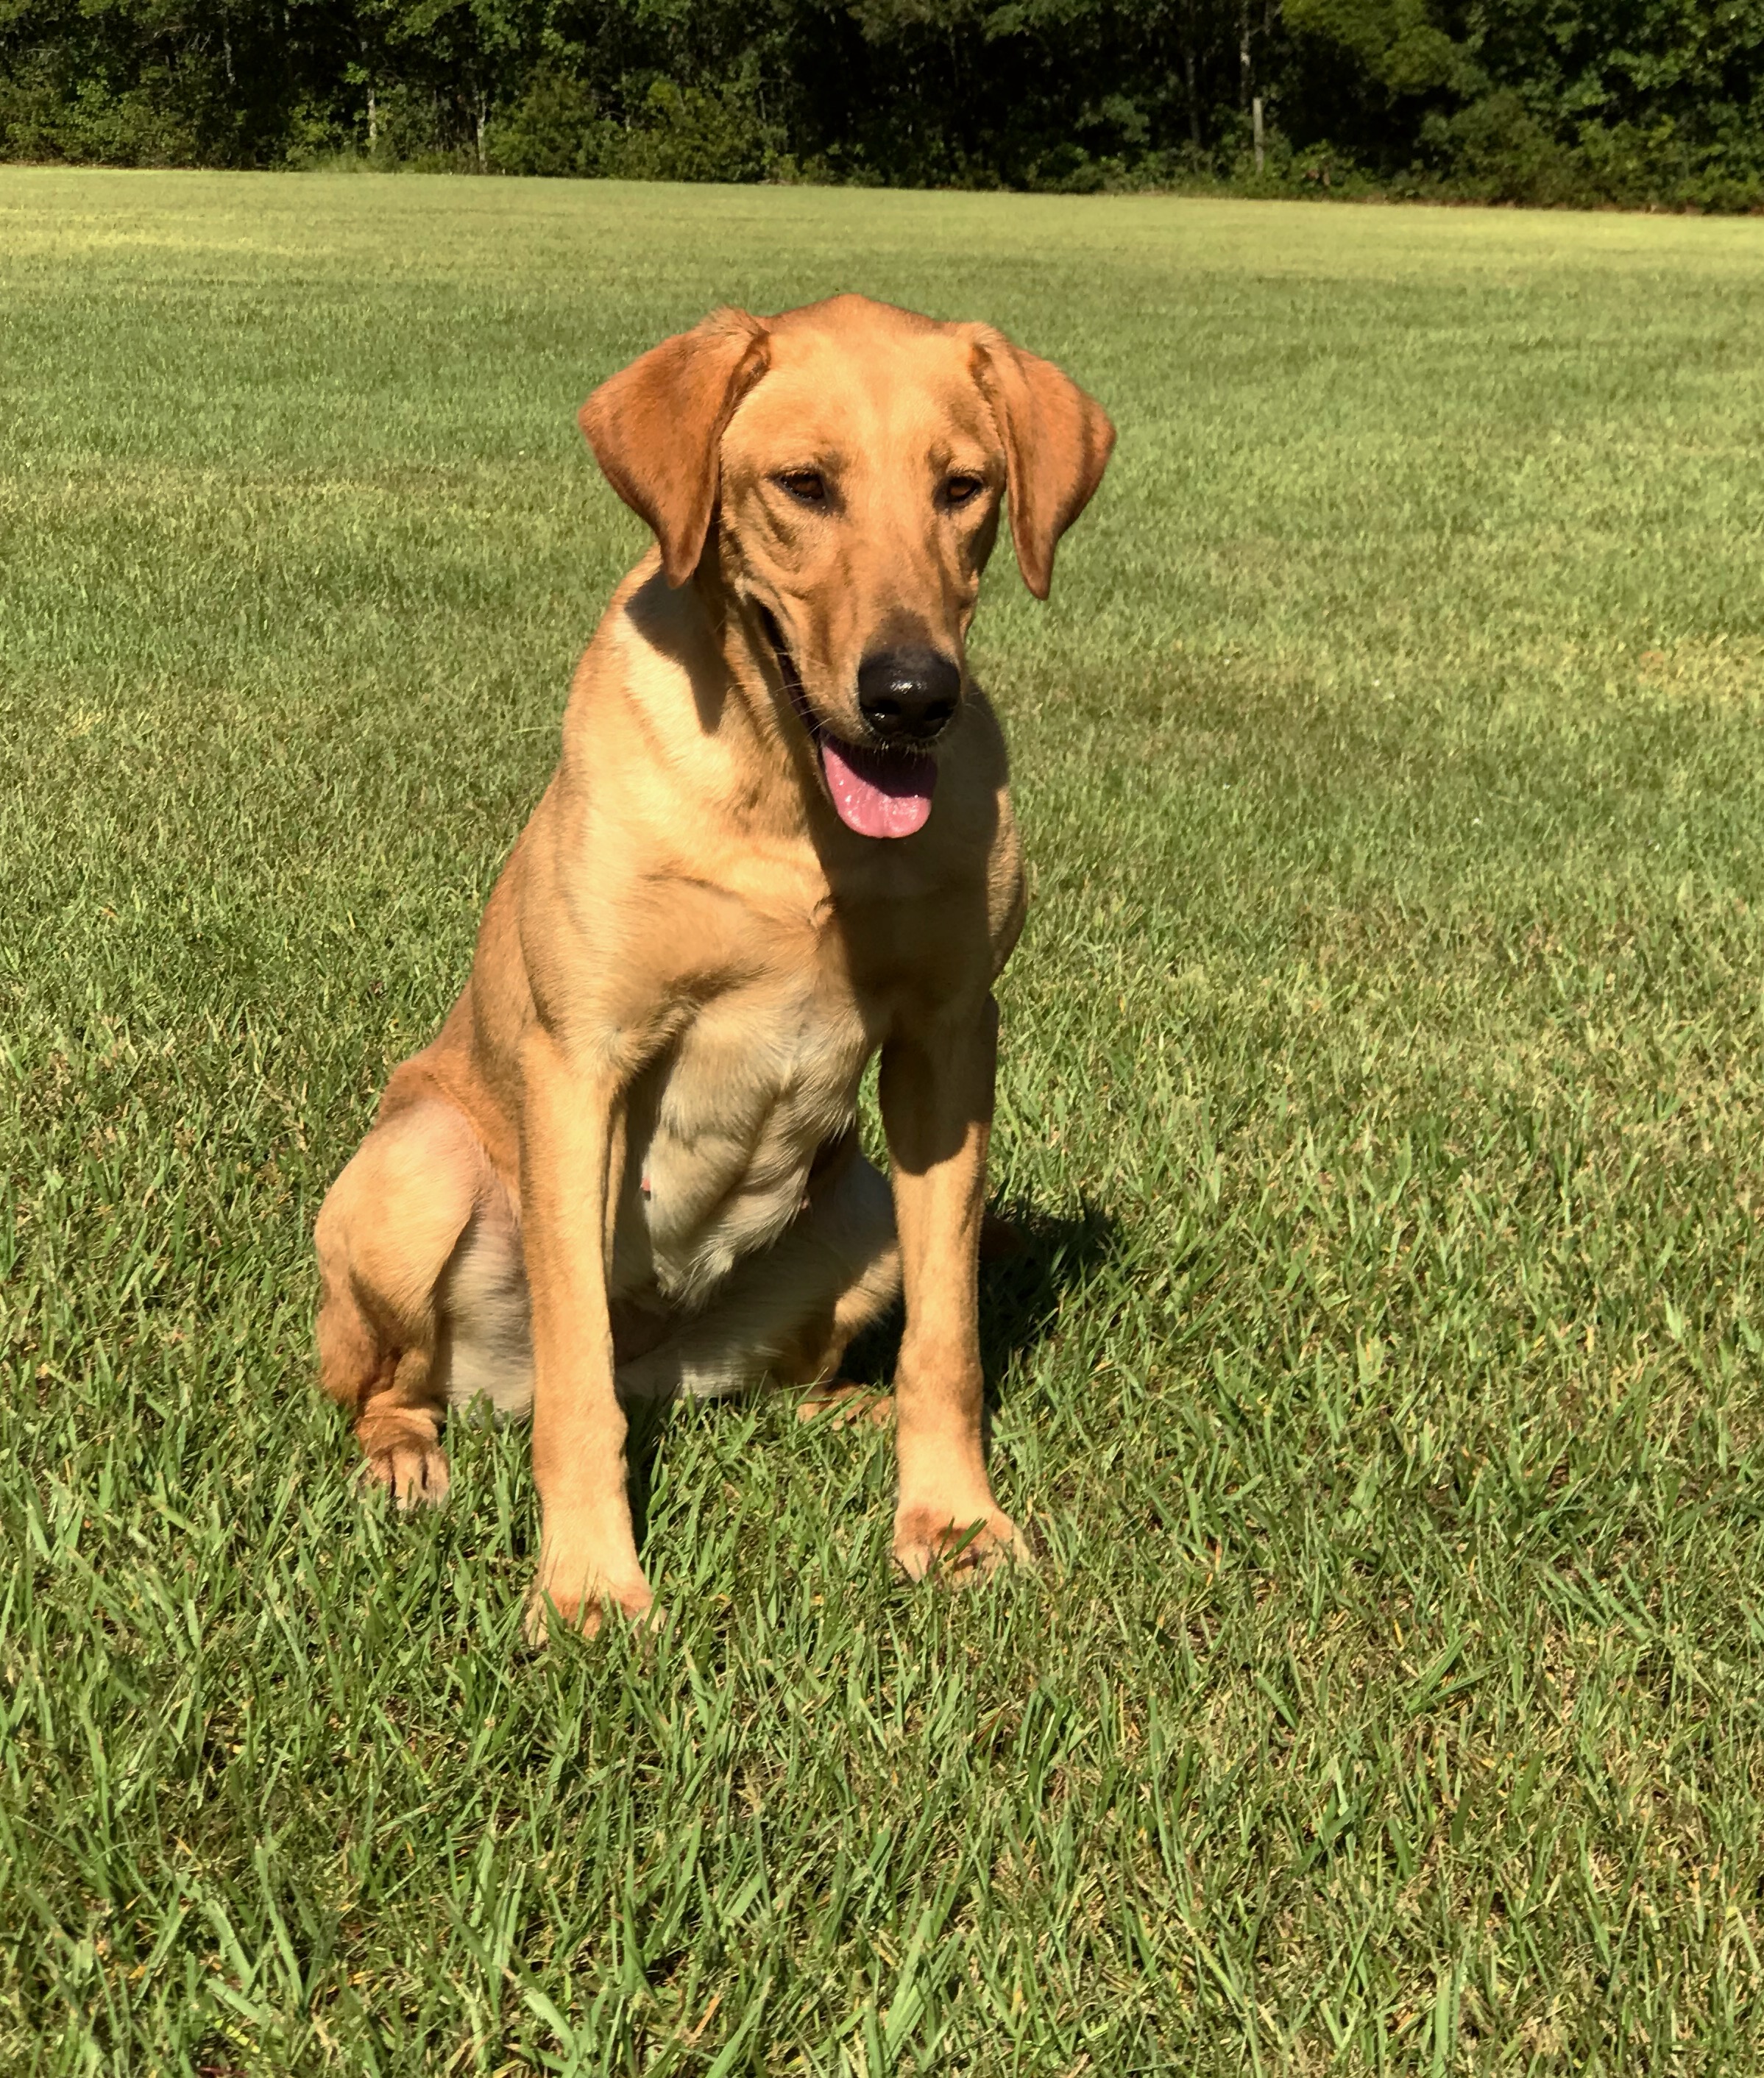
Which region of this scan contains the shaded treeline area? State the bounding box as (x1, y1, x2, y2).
(4, 0, 1763, 205)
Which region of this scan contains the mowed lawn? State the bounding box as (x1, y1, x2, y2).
(5, 169, 1764, 2074)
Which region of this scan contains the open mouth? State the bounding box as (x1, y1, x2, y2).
(757, 605, 938, 841)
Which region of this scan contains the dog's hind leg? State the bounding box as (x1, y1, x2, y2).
(617, 1146, 900, 1413)
(314, 1098, 489, 1507)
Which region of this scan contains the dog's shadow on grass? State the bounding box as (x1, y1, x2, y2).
(841, 1195, 1121, 1401)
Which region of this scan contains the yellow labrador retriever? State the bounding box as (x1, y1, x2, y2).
(314, 294, 1113, 1634)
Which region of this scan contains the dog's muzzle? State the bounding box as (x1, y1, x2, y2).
(758, 607, 941, 840)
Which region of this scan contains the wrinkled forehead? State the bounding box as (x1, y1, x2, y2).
(724, 322, 999, 464)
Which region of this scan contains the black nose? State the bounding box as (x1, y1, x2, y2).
(856, 648, 961, 747)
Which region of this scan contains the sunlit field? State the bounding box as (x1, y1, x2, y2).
(6, 169, 1764, 2071)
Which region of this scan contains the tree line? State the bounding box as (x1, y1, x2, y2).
(4, 0, 1762, 207)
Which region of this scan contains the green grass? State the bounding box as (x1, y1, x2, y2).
(5, 169, 1764, 2074)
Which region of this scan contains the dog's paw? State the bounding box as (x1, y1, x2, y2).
(797, 1382, 894, 1430)
(892, 1504, 1022, 1584)
(523, 1567, 657, 1646)
(358, 1436, 451, 1510)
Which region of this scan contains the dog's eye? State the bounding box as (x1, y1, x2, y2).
(777, 470, 827, 506)
(945, 475, 985, 508)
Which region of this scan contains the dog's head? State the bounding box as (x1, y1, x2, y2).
(580, 294, 1114, 838)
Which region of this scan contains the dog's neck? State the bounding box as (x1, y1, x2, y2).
(689, 563, 823, 821)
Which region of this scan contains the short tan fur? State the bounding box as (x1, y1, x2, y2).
(314, 294, 1114, 1635)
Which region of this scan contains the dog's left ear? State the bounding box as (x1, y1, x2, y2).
(580, 308, 771, 588)
(968, 331, 1115, 600)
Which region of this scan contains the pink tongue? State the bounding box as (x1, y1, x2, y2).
(821, 738, 937, 838)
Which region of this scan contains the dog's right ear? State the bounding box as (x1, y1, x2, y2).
(579, 309, 771, 588)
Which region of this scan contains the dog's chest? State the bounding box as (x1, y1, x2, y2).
(612, 973, 872, 1305)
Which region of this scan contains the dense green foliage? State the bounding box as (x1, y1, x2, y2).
(2, 0, 1763, 201)
(7, 170, 1764, 2070)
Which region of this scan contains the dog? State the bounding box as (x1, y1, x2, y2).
(314, 294, 1114, 1635)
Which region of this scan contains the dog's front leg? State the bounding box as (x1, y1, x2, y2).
(879, 993, 1019, 1581)
(520, 1026, 651, 1638)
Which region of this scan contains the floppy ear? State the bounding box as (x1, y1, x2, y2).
(579, 308, 771, 588)
(969, 331, 1115, 600)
